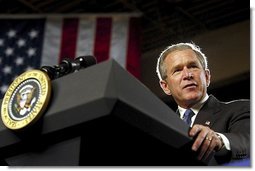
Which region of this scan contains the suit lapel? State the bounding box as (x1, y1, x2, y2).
(193, 95, 221, 128)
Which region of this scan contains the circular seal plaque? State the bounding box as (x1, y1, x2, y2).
(1, 70, 51, 130)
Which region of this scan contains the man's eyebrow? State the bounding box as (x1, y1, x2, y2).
(170, 64, 183, 73)
(172, 60, 198, 68)
(188, 61, 199, 65)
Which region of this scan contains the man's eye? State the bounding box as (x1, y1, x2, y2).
(189, 64, 198, 69)
(174, 69, 181, 73)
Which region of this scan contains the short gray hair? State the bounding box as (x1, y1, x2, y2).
(156, 42, 208, 81)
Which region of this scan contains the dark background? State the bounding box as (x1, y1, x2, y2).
(0, 0, 250, 110)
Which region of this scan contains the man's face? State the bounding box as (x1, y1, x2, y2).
(160, 49, 211, 108)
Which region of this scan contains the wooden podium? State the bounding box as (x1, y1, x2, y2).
(0, 59, 207, 166)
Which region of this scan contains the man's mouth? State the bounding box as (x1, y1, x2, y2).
(183, 83, 197, 89)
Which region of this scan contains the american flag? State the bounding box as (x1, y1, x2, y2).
(0, 15, 141, 99)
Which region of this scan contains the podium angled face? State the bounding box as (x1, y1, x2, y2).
(0, 59, 206, 166)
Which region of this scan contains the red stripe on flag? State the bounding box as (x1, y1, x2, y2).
(126, 17, 141, 79)
(59, 18, 79, 63)
(94, 17, 112, 63)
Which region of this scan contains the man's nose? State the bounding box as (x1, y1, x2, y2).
(183, 67, 192, 79)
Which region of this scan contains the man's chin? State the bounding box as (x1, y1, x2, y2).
(184, 94, 202, 103)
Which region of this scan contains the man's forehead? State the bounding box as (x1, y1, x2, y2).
(165, 49, 198, 63)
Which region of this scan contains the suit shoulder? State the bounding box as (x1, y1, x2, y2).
(208, 95, 250, 112)
(224, 99, 250, 105)
(222, 99, 250, 112)
(210, 95, 250, 106)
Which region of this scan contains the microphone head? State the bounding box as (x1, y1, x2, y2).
(75, 55, 97, 69)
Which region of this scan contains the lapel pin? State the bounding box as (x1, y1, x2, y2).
(205, 121, 211, 126)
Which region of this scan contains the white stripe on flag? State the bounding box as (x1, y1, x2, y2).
(41, 17, 62, 66)
(76, 17, 96, 57)
(109, 16, 129, 68)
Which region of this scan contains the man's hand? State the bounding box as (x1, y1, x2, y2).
(189, 124, 224, 161)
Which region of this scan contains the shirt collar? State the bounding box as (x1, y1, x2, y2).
(178, 94, 209, 119)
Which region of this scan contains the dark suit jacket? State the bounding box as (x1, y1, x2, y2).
(192, 95, 250, 165)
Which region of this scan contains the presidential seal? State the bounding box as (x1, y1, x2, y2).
(1, 70, 51, 130)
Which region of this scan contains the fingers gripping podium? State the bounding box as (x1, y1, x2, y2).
(0, 59, 205, 166)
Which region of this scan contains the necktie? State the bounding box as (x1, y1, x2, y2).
(183, 109, 195, 126)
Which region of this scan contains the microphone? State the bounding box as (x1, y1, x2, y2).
(41, 55, 97, 80)
(74, 55, 97, 71)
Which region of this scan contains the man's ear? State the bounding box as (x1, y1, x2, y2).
(159, 80, 171, 95)
(205, 69, 211, 87)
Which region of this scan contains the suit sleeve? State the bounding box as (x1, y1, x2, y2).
(222, 101, 250, 160)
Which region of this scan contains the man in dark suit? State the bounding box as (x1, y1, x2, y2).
(156, 42, 250, 165)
